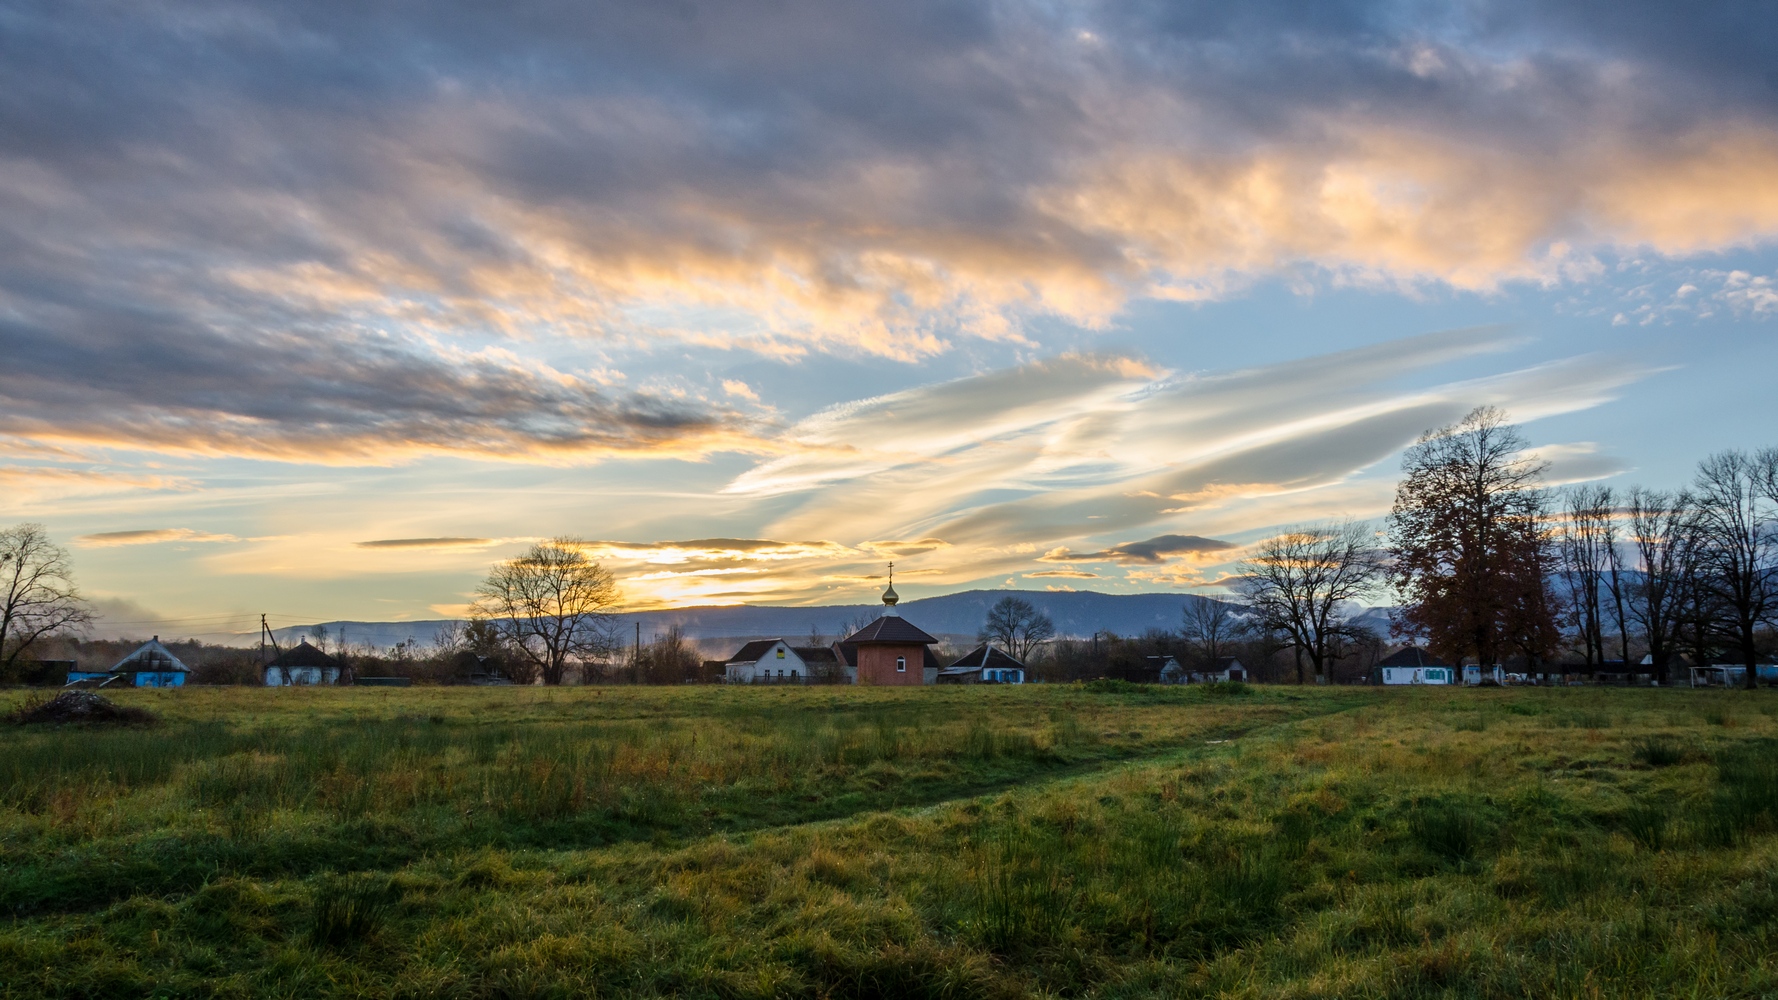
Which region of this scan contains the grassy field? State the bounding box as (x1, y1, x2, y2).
(3, 683, 1777, 998)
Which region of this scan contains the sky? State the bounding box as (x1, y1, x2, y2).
(2, 0, 1777, 638)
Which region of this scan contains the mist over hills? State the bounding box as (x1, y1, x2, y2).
(263, 590, 1232, 652)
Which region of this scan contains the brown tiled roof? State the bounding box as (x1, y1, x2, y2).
(842, 615, 937, 645)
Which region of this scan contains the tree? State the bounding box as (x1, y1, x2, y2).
(470, 538, 621, 685)
(639, 624, 701, 685)
(1235, 520, 1382, 684)
(1624, 488, 1700, 686)
(0, 523, 93, 680)
(978, 595, 1056, 660)
(1179, 596, 1249, 668)
(1388, 406, 1560, 668)
(1557, 485, 1621, 668)
(1691, 450, 1778, 689)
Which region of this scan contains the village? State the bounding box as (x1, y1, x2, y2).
(37, 571, 1777, 692)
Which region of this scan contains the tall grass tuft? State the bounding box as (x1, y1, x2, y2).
(1697, 746, 1778, 846)
(1408, 799, 1484, 863)
(1622, 802, 1670, 851)
(308, 876, 392, 950)
(1633, 736, 1684, 767)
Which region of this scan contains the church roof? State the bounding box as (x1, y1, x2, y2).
(842, 615, 937, 645)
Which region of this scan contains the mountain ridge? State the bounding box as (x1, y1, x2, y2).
(264, 589, 1230, 651)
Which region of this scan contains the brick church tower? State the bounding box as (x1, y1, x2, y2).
(841, 565, 937, 686)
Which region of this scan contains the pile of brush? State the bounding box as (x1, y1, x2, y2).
(5, 690, 158, 726)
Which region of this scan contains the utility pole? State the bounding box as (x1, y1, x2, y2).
(260, 614, 282, 663)
(635, 621, 641, 685)
(260, 614, 283, 684)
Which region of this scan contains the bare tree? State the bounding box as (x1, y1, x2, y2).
(1692, 450, 1778, 689)
(470, 538, 622, 685)
(1388, 406, 1560, 669)
(978, 595, 1056, 660)
(1624, 488, 1700, 685)
(1179, 597, 1249, 668)
(1558, 485, 1618, 668)
(1236, 520, 1383, 684)
(0, 523, 93, 679)
(640, 625, 701, 685)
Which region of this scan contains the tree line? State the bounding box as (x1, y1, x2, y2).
(1198, 406, 1778, 686)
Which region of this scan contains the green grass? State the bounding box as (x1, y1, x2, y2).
(3, 684, 1778, 997)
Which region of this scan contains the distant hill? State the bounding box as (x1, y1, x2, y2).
(267, 589, 1235, 652)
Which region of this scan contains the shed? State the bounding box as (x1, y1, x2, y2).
(264, 638, 343, 686)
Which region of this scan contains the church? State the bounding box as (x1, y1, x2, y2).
(722, 568, 941, 685)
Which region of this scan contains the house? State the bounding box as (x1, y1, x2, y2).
(1159, 655, 1246, 684)
(722, 639, 848, 684)
(938, 644, 1026, 684)
(264, 638, 343, 686)
(67, 636, 189, 688)
(837, 572, 939, 686)
(1376, 646, 1455, 685)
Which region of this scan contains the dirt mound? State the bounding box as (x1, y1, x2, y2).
(6, 690, 159, 727)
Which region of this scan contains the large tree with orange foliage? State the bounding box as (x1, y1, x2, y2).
(1388, 407, 1560, 668)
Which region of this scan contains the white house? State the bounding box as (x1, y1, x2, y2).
(723, 639, 846, 684)
(264, 638, 343, 686)
(937, 644, 1026, 684)
(1159, 655, 1247, 684)
(1377, 646, 1455, 685)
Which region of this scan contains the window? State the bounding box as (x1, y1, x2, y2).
(896, 656, 906, 672)
(776, 648, 785, 659)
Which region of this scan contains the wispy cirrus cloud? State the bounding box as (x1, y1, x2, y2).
(554, 328, 1654, 605)
(356, 537, 499, 550)
(76, 528, 242, 547)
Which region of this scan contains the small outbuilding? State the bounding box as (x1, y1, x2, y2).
(938, 644, 1026, 684)
(1376, 647, 1454, 686)
(67, 636, 189, 688)
(264, 638, 343, 686)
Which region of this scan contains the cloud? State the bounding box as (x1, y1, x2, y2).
(1042, 533, 1236, 564)
(0, 466, 193, 510)
(76, 528, 241, 547)
(0, 0, 1771, 447)
(722, 380, 760, 401)
(0, 311, 765, 463)
(356, 537, 497, 549)
(1027, 569, 1101, 579)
